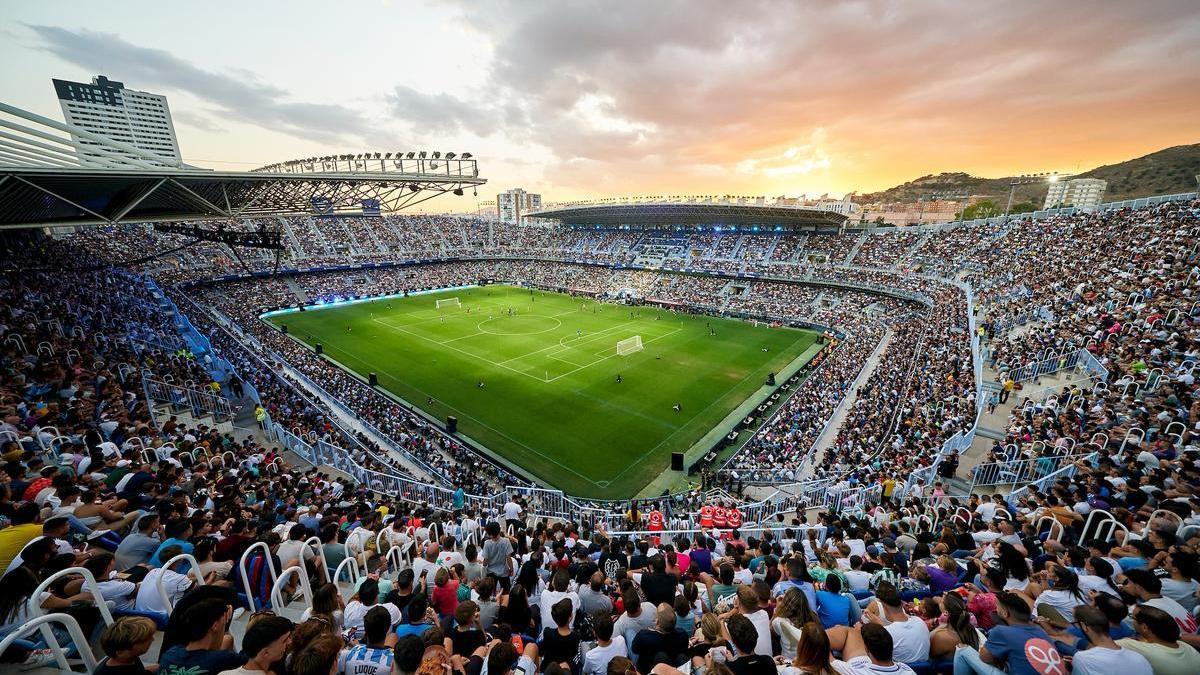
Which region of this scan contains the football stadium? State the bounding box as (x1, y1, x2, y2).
(1, 3, 1199, 674)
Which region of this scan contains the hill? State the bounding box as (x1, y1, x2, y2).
(857, 143, 1200, 205)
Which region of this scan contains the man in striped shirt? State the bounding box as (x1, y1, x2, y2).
(338, 606, 394, 675)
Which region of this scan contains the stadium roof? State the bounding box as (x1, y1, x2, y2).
(0, 102, 485, 229)
(527, 198, 847, 229)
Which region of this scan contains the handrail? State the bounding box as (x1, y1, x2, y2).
(305, 536, 331, 584)
(238, 541, 279, 611)
(333, 557, 361, 586)
(0, 613, 97, 674)
(28, 566, 115, 628)
(270, 565, 314, 613)
(158, 553, 205, 611)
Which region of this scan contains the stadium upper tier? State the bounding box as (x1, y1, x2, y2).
(62, 215, 971, 282)
(525, 198, 846, 230)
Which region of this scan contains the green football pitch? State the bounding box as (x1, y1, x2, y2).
(265, 285, 819, 498)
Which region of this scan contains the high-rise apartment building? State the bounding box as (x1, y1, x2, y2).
(53, 75, 182, 166)
(497, 188, 542, 224)
(1044, 178, 1107, 210)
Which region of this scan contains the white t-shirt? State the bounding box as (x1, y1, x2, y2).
(1071, 646, 1153, 675)
(277, 539, 316, 566)
(1144, 597, 1199, 635)
(411, 558, 441, 594)
(832, 655, 917, 675)
(582, 637, 627, 675)
(343, 600, 401, 631)
(1078, 574, 1120, 598)
(975, 502, 998, 522)
(845, 570, 873, 592)
(539, 589, 580, 632)
(1035, 589, 1087, 622)
(884, 615, 930, 663)
(503, 501, 522, 520)
(135, 568, 192, 613)
(744, 609, 772, 656)
(97, 578, 138, 611)
(844, 539, 867, 557)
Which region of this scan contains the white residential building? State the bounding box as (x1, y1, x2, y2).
(53, 75, 182, 166)
(1044, 178, 1107, 210)
(497, 188, 542, 224)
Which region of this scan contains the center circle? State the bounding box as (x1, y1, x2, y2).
(477, 314, 563, 336)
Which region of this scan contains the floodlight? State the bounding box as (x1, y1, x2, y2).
(461, 153, 472, 159)
(432, 151, 441, 159)
(453, 188, 464, 196)
(419, 151, 427, 159)
(445, 152, 456, 160)
(406, 152, 415, 159)
(409, 184, 420, 192)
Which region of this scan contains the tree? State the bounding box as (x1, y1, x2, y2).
(1009, 201, 1036, 215)
(961, 199, 1001, 220)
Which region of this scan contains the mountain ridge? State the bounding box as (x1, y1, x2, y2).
(855, 143, 1200, 205)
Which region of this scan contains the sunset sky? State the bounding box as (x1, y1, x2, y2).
(1, 0, 1198, 209)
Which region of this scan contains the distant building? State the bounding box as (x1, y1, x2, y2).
(1044, 178, 1106, 210)
(497, 188, 542, 224)
(859, 199, 962, 227)
(52, 75, 181, 166)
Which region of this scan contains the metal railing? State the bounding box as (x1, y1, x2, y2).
(1009, 452, 1099, 500)
(143, 377, 235, 421)
(968, 452, 1095, 492)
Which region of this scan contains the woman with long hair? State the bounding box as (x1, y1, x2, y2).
(994, 541, 1031, 590)
(499, 582, 537, 637)
(688, 613, 726, 657)
(0, 566, 95, 661)
(300, 583, 345, 630)
(772, 587, 821, 660)
(1031, 564, 1088, 621)
(929, 592, 982, 659)
(514, 557, 544, 605)
(791, 622, 838, 675)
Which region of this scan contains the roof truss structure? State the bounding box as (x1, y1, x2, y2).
(0, 102, 486, 229)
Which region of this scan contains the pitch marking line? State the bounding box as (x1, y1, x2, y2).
(315, 345, 605, 487)
(494, 320, 639, 366)
(545, 328, 681, 383)
(605, 335, 810, 485)
(371, 317, 549, 383)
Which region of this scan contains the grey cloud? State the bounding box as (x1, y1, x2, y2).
(387, 85, 501, 137)
(26, 24, 372, 144)
(172, 110, 222, 133)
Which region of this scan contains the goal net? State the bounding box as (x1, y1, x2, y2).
(616, 335, 644, 356)
(436, 297, 461, 309)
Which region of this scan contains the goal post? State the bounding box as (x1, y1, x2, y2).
(435, 297, 461, 309)
(616, 335, 644, 356)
